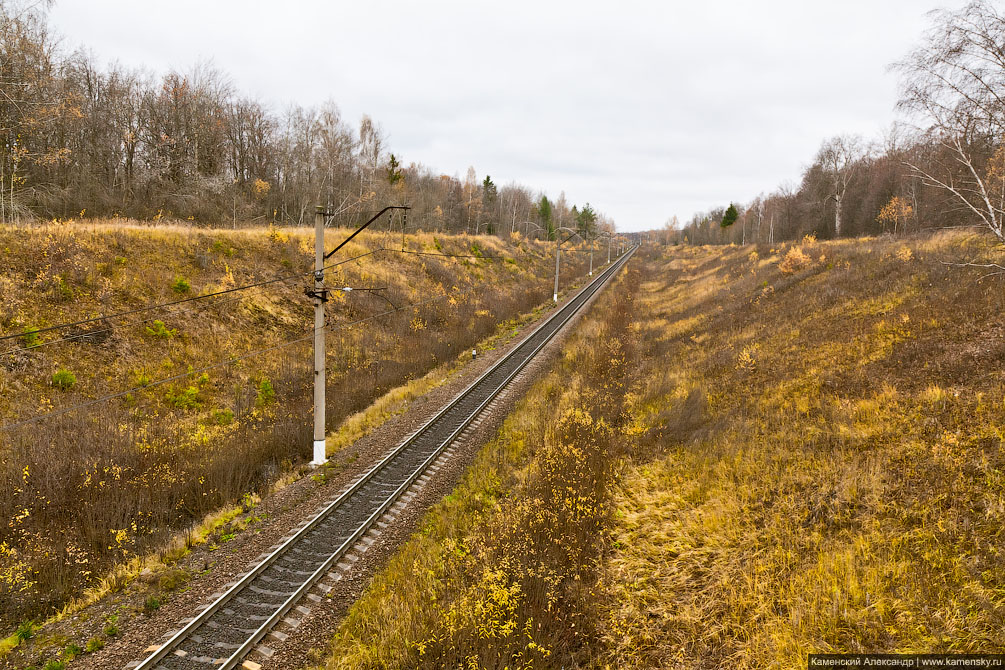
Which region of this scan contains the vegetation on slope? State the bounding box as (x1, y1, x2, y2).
(316, 257, 638, 669)
(318, 232, 1005, 668)
(0, 220, 592, 628)
(604, 233, 1005, 666)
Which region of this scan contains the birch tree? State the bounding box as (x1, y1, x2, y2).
(816, 135, 865, 238)
(894, 0, 1005, 241)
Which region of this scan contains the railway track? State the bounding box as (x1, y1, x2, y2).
(131, 246, 635, 670)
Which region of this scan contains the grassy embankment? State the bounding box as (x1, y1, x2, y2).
(315, 251, 640, 669)
(0, 219, 593, 629)
(318, 231, 1005, 669)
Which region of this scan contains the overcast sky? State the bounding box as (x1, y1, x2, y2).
(48, 0, 969, 232)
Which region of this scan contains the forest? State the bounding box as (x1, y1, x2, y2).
(0, 2, 610, 238)
(668, 2, 1005, 248)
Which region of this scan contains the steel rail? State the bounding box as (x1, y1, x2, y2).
(134, 247, 636, 670)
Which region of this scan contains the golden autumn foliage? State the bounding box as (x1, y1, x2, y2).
(251, 178, 271, 200)
(778, 245, 812, 274)
(877, 195, 914, 235)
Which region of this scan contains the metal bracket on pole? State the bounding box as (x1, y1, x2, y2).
(322, 206, 410, 261)
(304, 286, 329, 303)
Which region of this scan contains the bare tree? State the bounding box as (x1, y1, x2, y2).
(662, 214, 679, 245)
(895, 2, 1005, 137)
(816, 135, 865, 237)
(894, 0, 1005, 241)
(0, 1, 617, 232)
(357, 114, 384, 195)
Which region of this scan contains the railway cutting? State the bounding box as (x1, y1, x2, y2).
(130, 247, 635, 670)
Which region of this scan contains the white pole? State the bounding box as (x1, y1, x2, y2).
(589, 237, 593, 276)
(312, 205, 327, 466)
(553, 240, 561, 303)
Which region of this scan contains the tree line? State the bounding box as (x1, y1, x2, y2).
(664, 1, 1005, 247)
(0, 1, 612, 238)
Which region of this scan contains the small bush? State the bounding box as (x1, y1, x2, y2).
(56, 275, 74, 301)
(84, 636, 103, 653)
(240, 492, 258, 511)
(166, 385, 201, 410)
(43, 660, 66, 670)
(736, 346, 757, 372)
(14, 620, 34, 642)
(63, 643, 82, 659)
(158, 568, 188, 591)
(21, 327, 41, 348)
(778, 246, 811, 275)
(256, 377, 275, 406)
(170, 275, 191, 293)
(52, 369, 76, 390)
(145, 320, 177, 338)
(143, 596, 161, 613)
(212, 408, 234, 425)
(135, 370, 152, 387)
(267, 225, 289, 244)
(210, 239, 233, 256)
(103, 622, 118, 637)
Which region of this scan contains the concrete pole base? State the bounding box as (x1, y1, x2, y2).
(311, 439, 327, 466)
(552, 293, 558, 303)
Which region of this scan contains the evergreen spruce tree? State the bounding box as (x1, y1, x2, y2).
(721, 203, 739, 227)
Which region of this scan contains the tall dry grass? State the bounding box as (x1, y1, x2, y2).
(603, 232, 1005, 667)
(320, 257, 641, 669)
(0, 221, 593, 628)
(317, 232, 1005, 668)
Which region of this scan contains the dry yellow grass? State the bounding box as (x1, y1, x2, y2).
(0, 219, 593, 629)
(318, 260, 638, 670)
(603, 233, 1005, 667)
(324, 304, 551, 457)
(315, 231, 1005, 669)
